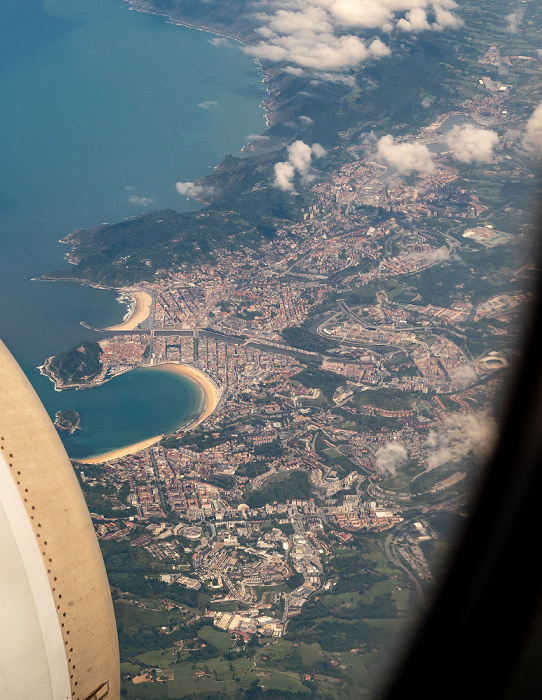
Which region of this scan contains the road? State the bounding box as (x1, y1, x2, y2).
(384, 528, 425, 609)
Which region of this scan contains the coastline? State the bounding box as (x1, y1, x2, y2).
(152, 362, 220, 428)
(125, 0, 247, 43)
(39, 3, 251, 461)
(36, 277, 156, 333)
(105, 290, 153, 331)
(76, 434, 163, 464)
(125, 0, 272, 128)
(74, 363, 220, 464)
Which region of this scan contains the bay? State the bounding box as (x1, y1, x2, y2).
(56, 368, 201, 461)
(0, 0, 266, 456)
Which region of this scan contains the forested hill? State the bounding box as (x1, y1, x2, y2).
(130, 0, 258, 41)
(45, 208, 265, 286)
(46, 341, 103, 386)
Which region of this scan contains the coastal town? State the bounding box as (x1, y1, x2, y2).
(39, 11, 540, 695)
(44, 93, 526, 641)
(2, 0, 542, 692)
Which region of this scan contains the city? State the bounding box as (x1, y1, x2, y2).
(40, 20, 540, 697)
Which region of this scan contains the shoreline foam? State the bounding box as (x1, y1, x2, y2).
(105, 290, 153, 331)
(152, 363, 220, 428)
(74, 363, 220, 464)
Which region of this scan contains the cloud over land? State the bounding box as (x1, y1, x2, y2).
(375, 442, 408, 477)
(273, 140, 327, 190)
(175, 181, 215, 200)
(523, 102, 542, 157)
(245, 0, 463, 76)
(425, 411, 496, 469)
(377, 134, 435, 174)
(445, 124, 499, 163)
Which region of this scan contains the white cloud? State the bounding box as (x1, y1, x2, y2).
(377, 134, 435, 174)
(425, 411, 497, 469)
(375, 442, 408, 477)
(198, 100, 219, 108)
(259, 6, 333, 34)
(249, 31, 372, 71)
(128, 195, 155, 207)
(299, 115, 314, 124)
(247, 134, 271, 141)
(327, 0, 396, 30)
(284, 65, 307, 76)
(403, 246, 449, 264)
(311, 142, 327, 158)
(325, 0, 462, 32)
(433, 3, 463, 29)
(523, 102, 542, 157)
(273, 161, 296, 190)
(310, 72, 357, 86)
(273, 140, 327, 190)
(505, 12, 518, 33)
(368, 37, 391, 57)
(445, 124, 499, 163)
(450, 364, 477, 389)
(288, 139, 314, 176)
(208, 36, 231, 46)
(246, 0, 462, 76)
(175, 181, 215, 200)
(397, 8, 431, 32)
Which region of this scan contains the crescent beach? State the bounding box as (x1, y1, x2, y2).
(76, 362, 220, 464)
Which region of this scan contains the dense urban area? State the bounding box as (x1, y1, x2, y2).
(42, 0, 542, 697)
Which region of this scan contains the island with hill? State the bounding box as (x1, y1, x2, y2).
(54, 409, 81, 434)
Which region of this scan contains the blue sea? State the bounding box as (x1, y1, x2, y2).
(0, 0, 266, 458)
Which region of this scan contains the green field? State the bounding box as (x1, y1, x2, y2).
(198, 625, 234, 653)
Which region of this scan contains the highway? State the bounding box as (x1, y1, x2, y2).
(383, 527, 425, 609)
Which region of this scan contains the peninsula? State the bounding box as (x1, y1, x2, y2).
(41, 340, 103, 389)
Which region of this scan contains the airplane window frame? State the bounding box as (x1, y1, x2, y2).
(382, 202, 542, 699)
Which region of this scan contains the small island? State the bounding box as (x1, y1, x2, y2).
(54, 409, 81, 434)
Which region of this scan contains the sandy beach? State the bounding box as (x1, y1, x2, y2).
(75, 363, 220, 464)
(106, 290, 153, 331)
(77, 434, 163, 464)
(152, 363, 220, 427)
